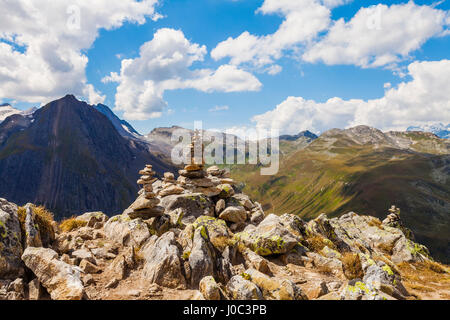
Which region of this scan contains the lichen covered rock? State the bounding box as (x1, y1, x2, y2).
(21, 247, 84, 300)
(0, 198, 24, 279)
(235, 214, 299, 256)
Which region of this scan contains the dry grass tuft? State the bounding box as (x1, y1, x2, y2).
(304, 235, 336, 252)
(341, 252, 364, 280)
(17, 205, 56, 246)
(59, 217, 87, 233)
(133, 246, 145, 265)
(368, 218, 383, 229)
(377, 242, 395, 255)
(397, 260, 450, 299)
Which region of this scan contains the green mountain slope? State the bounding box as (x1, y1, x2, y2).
(230, 126, 450, 262)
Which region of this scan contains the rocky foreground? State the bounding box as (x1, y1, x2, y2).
(0, 164, 449, 300)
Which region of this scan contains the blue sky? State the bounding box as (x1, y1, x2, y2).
(1, 0, 450, 135)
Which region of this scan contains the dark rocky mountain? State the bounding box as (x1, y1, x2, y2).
(0, 95, 176, 219)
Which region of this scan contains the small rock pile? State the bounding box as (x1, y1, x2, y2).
(158, 172, 184, 197)
(124, 165, 163, 219)
(382, 205, 401, 226)
(382, 205, 415, 241)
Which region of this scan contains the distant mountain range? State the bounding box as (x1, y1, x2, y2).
(407, 123, 450, 139)
(0, 95, 176, 218)
(0, 103, 37, 121)
(230, 125, 450, 263)
(0, 95, 448, 262)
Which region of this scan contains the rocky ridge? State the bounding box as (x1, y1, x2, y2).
(0, 162, 449, 300)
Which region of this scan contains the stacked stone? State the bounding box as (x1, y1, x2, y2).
(382, 205, 401, 226)
(177, 131, 221, 197)
(206, 166, 235, 186)
(124, 165, 164, 219)
(158, 172, 184, 197)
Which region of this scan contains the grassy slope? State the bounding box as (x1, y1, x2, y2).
(230, 135, 450, 263)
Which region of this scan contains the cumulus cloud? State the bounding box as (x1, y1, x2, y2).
(211, 0, 332, 72)
(0, 0, 160, 104)
(105, 28, 261, 120)
(213, 1, 449, 73)
(303, 2, 450, 68)
(252, 59, 450, 134)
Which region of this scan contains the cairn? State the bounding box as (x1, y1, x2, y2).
(158, 172, 184, 197)
(176, 130, 221, 197)
(382, 205, 401, 226)
(124, 165, 164, 219)
(382, 205, 414, 240)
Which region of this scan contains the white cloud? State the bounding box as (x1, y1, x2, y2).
(213, 1, 449, 73)
(211, 0, 332, 72)
(303, 3, 450, 68)
(209, 105, 229, 112)
(0, 0, 160, 104)
(252, 60, 450, 134)
(106, 28, 261, 120)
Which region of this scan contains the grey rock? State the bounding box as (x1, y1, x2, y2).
(226, 275, 263, 300)
(0, 198, 24, 279)
(142, 232, 186, 289)
(189, 227, 216, 288)
(21, 247, 84, 300)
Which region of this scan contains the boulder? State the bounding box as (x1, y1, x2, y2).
(71, 249, 96, 265)
(21, 247, 84, 300)
(303, 281, 328, 300)
(128, 194, 160, 211)
(142, 232, 186, 289)
(77, 212, 108, 228)
(363, 263, 409, 299)
(7, 278, 25, 299)
(178, 176, 215, 188)
(159, 185, 185, 197)
(147, 215, 171, 237)
(391, 237, 431, 264)
(217, 184, 235, 198)
(199, 276, 221, 300)
(340, 279, 384, 300)
(215, 199, 226, 215)
(226, 275, 263, 300)
(104, 215, 151, 247)
(192, 216, 232, 251)
(178, 169, 206, 179)
(219, 206, 247, 224)
(160, 193, 214, 219)
(306, 252, 344, 277)
(23, 204, 42, 248)
(189, 227, 216, 287)
(207, 166, 225, 177)
(246, 268, 306, 300)
(233, 194, 254, 210)
(0, 198, 24, 279)
(28, 278, 44, 300)
(235, 214, 299, 256)
(241, 249, 270, 274)
(79, 259, 101, 274)
(250, 210, 265, 225)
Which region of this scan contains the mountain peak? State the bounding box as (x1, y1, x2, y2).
(279, 130, 318, 141)
(407, 123, 449, 139)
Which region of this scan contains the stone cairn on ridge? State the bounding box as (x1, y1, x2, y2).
(123, 164, 164, 219)
(382, 205, 401, 226)
(122, 129, 264, 232)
